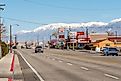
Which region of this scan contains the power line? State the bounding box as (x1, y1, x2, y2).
(23, 0, 121, 11)
(3, 17, 42, 24)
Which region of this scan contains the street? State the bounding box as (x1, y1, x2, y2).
(15, 48, 121, 81)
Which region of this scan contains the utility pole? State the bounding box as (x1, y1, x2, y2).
(86, 27, 89, 44)
(10, 25, 12, 53)
(9, 24, 19, 53)
(14, 35, 17, 46)
(67, 27, 71, 50)
(115, 31, 117, 44)
(0, 3, 5, 58)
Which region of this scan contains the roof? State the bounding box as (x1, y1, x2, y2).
(93, 39, 112, 43)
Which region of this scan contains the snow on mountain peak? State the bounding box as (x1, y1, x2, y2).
(80, 22, 108, 27)
(33, 22, 108, 32)
(18, 18, 121, 34)
(111, 18, 121, 23)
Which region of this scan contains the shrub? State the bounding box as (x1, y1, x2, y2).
(1, 42, 9, 57)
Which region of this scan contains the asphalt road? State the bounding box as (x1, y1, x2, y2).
(16, 48, 121, 81)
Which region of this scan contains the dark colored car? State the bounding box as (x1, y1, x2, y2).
(35, 46, 43, 53)
(12, 46, 17, 49)
(103, 47, 119, 56)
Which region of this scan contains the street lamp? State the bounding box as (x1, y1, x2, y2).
(10, 24, 19, 53)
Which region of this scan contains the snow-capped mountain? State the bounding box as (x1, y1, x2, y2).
(17, 18, 121, 41)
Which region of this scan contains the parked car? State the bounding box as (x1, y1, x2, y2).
(35, 46, 43, 53)
(12, 45, 17, 49)
(103, 47, 119, 56)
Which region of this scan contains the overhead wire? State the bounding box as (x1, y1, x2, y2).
(3, 17, 42, 25)
(23, 0, 121, 11)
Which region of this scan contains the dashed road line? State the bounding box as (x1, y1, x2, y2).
(52, 59, 55, 60)
(59, 60, 63, 63)
(80, 67, 89, 71)
(67, 63, 73, 65)
(17, 50, 45, 81)
(104, 74, 119, 80)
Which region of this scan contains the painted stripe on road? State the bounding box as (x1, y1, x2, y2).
(52, 59, 55, 60)
(59, 60, 63, 63)
(67, 63, 73, 65)
(104, 74, 119, 80)
(17, 50, 44, 81)
(81, 67, 89, 71)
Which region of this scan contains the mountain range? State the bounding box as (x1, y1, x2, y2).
(17, 18, 121, 42)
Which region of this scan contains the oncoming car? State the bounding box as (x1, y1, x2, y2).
(35, 46, 43, 53)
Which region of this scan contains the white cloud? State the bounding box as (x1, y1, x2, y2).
(17, 30, 32, 34)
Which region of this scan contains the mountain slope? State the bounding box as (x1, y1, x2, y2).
(17, 18, 121, 41)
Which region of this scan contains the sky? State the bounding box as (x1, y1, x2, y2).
(1, 0, 121, 34)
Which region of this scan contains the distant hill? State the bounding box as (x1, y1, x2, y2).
(17, 18, 121, 42)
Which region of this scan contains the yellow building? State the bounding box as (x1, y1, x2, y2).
(93, 39, 115, 48)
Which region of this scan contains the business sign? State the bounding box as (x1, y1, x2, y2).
(59, 35, 65, 38)
(77, 32, 84, 35)
(59, 35, 65, 41)
(58, 28, 65, 33)
(70, 39, 77, 43)
(69, 32, 77, 38)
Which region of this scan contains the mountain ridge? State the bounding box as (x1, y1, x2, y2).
(17, 18, 121, 41)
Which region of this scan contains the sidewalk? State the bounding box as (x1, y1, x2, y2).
(0, 52, 23, 81)
(0, 54, 13, 80)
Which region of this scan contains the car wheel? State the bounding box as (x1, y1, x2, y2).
(115, 53, 118, 56)
(35, 51, 37, 53)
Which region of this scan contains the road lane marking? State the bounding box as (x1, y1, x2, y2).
(81, 67, 89, 71)
(67, 63, 73, 65)
(104, 74, 119, 80)
(17, 50, 45, 81)
(52, 59, 55, 60)
(59, 60, 63, 63)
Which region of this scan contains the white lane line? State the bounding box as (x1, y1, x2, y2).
(81, 67, 89, 71)
(17, 50, 44, 81)
(52, 59, 55, 60)
(67, 63, 73, 65)
(104, 74, 119, 80)
(59, 60, 63, 63)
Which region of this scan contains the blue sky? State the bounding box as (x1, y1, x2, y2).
(1, 0, 121, 34)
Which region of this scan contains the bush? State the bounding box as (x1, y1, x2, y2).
(1, 42, 9, 57)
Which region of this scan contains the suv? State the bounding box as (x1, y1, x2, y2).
(35, 46, 43, 53)
(103, 47, 119, 56)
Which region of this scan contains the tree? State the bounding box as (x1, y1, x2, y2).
(1, 41, 9, 57)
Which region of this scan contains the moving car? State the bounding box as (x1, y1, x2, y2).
(35, 46, 43, 53)
(103, 47, 119, 56)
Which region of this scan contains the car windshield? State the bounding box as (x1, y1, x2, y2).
(36, 46, 42, 48)
(109, 48, 117, 51)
